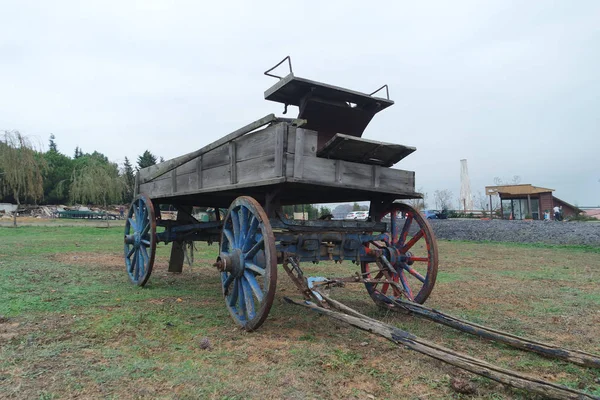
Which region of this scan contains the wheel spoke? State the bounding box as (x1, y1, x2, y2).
(133, 204, 139, 226)
(128, 218, 137, 232)
(390, 210, 398, 245)
(399, 271, 414, 301)
(381, 282, 390, 294)
(391, 275, 403, 297)
(241, 279, 256, 320)
(138, 247, 148, 279)
(141, 239, 151, 247)
(245, 237, 264, 258)
(141, 222, 151, 237)
(401, 229, 424, 252)
(222, 274, 234, 294)
(231, 209, 241, 247)
(236, 279, 245, 317)
(244, 271, 264, 302)
(132, 250, 139, 280)
(401, 263, 426, 283)
(223, 229, 235, 249)
(245, 261, 265, 276)
(229, 279, 239, 307)
(242, 217, 259, 252)
(238, 206, 249, 247)
(409, 257, 429, 262)
(127, 245, 135, 258)
(399, 213, 413, 245)
(141, 246, 150, 274)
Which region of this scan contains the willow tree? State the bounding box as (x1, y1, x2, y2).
(70, 159, 124, 209)
(0, 131, 47, 226)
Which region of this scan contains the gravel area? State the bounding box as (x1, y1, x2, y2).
(428, 219, 600, 246)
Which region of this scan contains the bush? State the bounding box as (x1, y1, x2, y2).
(567, 214, 598, 222)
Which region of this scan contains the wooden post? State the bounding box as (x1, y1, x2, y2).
(168, 205, 193, 273)
(527, 194, 532, 219)
(489, 195, 493, 220)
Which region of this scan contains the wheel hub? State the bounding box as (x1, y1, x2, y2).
(215, 249, 245, 277)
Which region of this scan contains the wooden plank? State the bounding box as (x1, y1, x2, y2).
(196, 155, 202, 189)
(202, 165, 231, 189)
(139, 114, 278, 183)
(171, 169, 177, 194)
(293, 128, 305, 179)
(202, 144, 230, 169)
(372, 165, 380, 188)
(176, 172, 198, 194)
(341, 161, 372, 188)
(174, 158, 197, 176)
(317, 133, 416, 167)
(274, 124, 284, 177)
(229, 142, 237, 184)
(235, 126, 277, 162)
(335, 160, 343, 183)
(379, 168, 415, 191)
(144, 176, 287, 200)
(286, 128, 317, 156)
(237, 154, 277, 184)
(289, 155, 414, 194)
(141, 178, 172, 198)
(300, 156, 336, 184)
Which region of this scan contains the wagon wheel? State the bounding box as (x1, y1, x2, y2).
(362, 202, 438, 304)
(124, 193, 157, 287)
(216, 196, 277, 331)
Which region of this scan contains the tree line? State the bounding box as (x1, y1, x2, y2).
(0, 131, 160, 207)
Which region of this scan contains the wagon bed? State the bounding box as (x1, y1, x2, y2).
(136, 119, 420, 208)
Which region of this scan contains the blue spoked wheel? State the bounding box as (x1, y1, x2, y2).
(216, 196, 277, 331)
(124, 193, 157, 287)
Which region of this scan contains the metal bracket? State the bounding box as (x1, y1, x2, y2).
(264, 56, 293, 79)
(369, 84, 390, 100)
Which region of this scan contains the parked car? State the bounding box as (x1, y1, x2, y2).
(422, 210, 438, 219)
(345, 210, 369, 220)
(422, 209, 448, 219)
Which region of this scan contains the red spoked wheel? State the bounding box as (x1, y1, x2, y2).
(361, 202, 438, 304)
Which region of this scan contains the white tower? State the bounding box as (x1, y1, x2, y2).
(460, 159, 473, 212)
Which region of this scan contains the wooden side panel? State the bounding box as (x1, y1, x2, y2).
(379, 168, 415, 191)
(341, 161, 372, 188)
(287, 155, 415, 193)
(299, 156, 337, 183)
(202, 165, 231, 189)
(176, 172, 199, 193)
(237, 155, 277, 184)
(287, 128, 318, 156)
(174, 158, 198, 176)
(236, 126, 277, 161)
(202, 145, 230, 170)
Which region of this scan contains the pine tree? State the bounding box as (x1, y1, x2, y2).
(74, 146, 83, 159)
(123, 157, 135, 202)
(137, 150, 157, 169)
(48, 134, 57, 152)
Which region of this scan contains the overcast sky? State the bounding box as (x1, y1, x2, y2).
(1, 1, 599, 206)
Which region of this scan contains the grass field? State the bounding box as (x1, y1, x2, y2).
(0, 225, 599, 399)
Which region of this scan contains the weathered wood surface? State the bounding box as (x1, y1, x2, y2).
(138, 122, 418, 202)
(318, 133, 416, 167)
(139, 114, 278, 183)
(381, 296, 600, 369)
(285, 296, 599, 400)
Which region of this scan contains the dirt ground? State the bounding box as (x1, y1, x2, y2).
(1, 232, 599, 399)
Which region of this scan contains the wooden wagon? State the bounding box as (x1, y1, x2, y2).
(124, 57, 438, 331)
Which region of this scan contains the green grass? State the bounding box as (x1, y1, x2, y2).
(0, 226, 599, 399)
